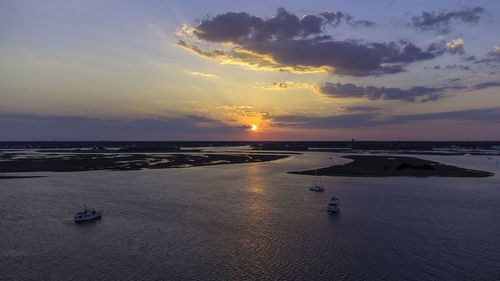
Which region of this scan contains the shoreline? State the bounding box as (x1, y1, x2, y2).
(0, 175, 46, 179)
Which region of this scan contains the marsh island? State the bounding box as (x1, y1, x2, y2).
(289, 155, 494, 177)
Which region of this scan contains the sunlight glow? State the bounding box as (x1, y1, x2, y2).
(251, 124, 258, 131)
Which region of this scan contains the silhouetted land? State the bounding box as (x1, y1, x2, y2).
(0, 153, 290, 173)
(0, 176, 46, 179)
(289, 155, 494, 177)
(1, 141, 499, 154)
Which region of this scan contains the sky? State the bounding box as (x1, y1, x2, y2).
(1, 0, 500, 141)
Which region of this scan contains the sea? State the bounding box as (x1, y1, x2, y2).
(1, 148, 500, 280)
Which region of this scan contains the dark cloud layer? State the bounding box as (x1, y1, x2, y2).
(319, 82, 448, 102)
(272, 108, 500, 129)
(434, 64, 470, 70)
(318, 80, 499, 101)
(194, 8, 374, 43)
(411, 7, 484, 34)
(391, 108, 500, 123)
(341, 106, 379, 113)
(194, 8, 322, 42)
(0, 114, 238, 140)
(471, 82, 500, 90)
(185, 8, 454, 76)
(265, 79, 494, 102)
(272, 113, 378, 128)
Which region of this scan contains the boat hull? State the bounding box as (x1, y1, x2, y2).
(328, 197, 340, 213)
(309, 186, 325, 192)
(328, 207, 340, 213)
(74, 211, 102, 223)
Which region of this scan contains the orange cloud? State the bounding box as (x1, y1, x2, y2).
(185, 70, 219, 78)
(176, 39, 332, 74)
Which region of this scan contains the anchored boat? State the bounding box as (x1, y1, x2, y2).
(309, 169, 325, 192)
(309, 185, 325, 192)
(327, 196, 340, 213)
(74, 205, 102, 223)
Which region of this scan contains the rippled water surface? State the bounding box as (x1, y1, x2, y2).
(1, 151, 500, 280)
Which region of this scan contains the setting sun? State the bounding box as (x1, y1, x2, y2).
(251, 124, 258, 131)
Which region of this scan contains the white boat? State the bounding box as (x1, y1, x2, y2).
(74, 206, 102, 223)
(327, 195, 340, 213)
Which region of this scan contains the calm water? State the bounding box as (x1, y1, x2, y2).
(1, 151, 500, 280)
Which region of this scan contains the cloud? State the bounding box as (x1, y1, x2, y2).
(193, 8, 329, 42)
(262, 80, 312, 90)
(317, 82, 451, 102)
(447, 76, 500, 90)
(391, 108, 500, 123)
(272, 113, 378, 128)
(445, 38, 465, 55)
(492, 46, 500, 56)
(436, 64, 469, 70)
(270, 107, 500, 129)
(180, 8, 450, 76)
(265, 78, 495, 102)
(177, 39, 331, 74)
(380, 40, 454, 64)
(474, 46, 500, 65)
(341, 106, 379, 112)
(462, 55, 477, 62)
(265, 80, 290, 89)
(352, 20, 377, 28)
(411, 7, 484, 34)
(263, 80, 460, 102)
(186, 71, 219, 78)
(471, 81, 500, 90)
(192, 8, 375, 44)
(319, 10, 376, 28)
(263, 79, 478, 102)
(0, 114, 240, 140)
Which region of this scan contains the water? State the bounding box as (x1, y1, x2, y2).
(1, 152, 500, 280)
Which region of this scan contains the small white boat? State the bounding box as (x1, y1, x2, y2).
(309, 185, 325, 192)
(309, 169, 325, 191)
(74, 206, 102, 223)
(327, 195, 340, 213)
